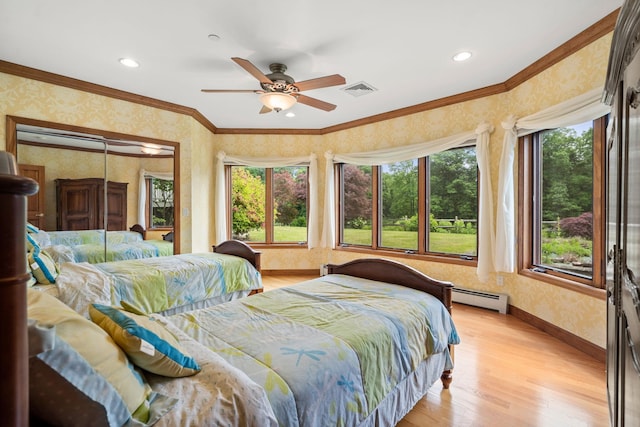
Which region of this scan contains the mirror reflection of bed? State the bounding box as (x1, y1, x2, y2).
(6, 115, 180, 263)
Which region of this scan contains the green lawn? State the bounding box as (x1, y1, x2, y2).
(248, 226, 477, 255)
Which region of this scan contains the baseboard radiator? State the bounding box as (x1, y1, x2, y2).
(452, 287, 508, 314)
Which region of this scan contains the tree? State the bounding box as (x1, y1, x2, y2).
(231, 167, 265, 236)
(343, 165, 372, 224)
(429, 148, 477, 220)
(273, 169, 299, 225)
(541, 127, 593, 221)
(151, 178, 174, 226)
(382, 160, 418, 220)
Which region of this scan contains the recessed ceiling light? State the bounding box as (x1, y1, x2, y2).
(452, 51, 472, 62)
(286, 112, 296, 118)
(208, 34, 221, 41)
(119, 58, 139, 68)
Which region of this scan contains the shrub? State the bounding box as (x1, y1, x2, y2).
(541, 237, 591, 263)
(452, 218, 465, 234)
(347, 217, 367, 229)
(397, 215, 418, 232)
(560, 212, 592, 239)
(290, 216, 307, 227)
(429, 214, 439, 232)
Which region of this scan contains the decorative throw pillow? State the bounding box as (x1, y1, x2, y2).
(89, 304, 201, 378)
(26, 223, 51, 247)
(27, 289, 176, 426)
(26, 233, 58, 284)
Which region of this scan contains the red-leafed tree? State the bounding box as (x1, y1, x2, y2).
(273, 167, 308, 226)
(343, 165, 372, 226)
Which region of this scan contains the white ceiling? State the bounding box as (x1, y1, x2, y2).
(0, 0, 622, 130)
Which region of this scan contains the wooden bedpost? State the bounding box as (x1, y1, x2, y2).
(0, 152, 39, 426)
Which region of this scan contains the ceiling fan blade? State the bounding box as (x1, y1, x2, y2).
(294, 74, 346, 92)
(259, 105, 272, 114)
(295, 94, 337, 112)
(201, 89, 259, 93)
(232, 57, 273, 84)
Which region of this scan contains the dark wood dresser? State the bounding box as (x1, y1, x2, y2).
(602, 1, 640, 425)
(56, 177, 128, 230)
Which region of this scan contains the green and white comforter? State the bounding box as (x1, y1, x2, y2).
(166, 274, 459, 426)
(53, 252, 262, 317)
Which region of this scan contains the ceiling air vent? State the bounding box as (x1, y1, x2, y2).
(341, 81, 377, 97)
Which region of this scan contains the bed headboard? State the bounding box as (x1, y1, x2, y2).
(0, 151, 39, 425)
(212, 240, 262, 272)
(129, 223, 146, 239)
(326, 258, 454, 313)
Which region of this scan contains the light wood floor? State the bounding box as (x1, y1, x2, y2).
(262, 275, 609, 427)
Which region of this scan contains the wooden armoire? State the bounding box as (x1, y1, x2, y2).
(55, 178, 128, 231)
(602, 1, 640, 425)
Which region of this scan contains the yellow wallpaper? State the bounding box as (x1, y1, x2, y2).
(0, 31, 613, 347)
(190, 120, 216, 252)
(0, 74, 198, 251)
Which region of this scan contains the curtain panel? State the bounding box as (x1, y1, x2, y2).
(495, 87, 611, 273)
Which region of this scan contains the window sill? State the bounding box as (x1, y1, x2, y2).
(245, 243, 309, 249)
(335, 246, 478, 267)
(518, 268, 606, 299)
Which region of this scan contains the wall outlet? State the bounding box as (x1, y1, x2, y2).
(496, 275, 504, 286)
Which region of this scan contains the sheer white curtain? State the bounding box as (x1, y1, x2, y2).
(495, 87, 611, 273)
(137, 169, 174, 229)
(215, 152, 318, 247)
(474, 122, 496, 281)
(321, 122, 494, 277)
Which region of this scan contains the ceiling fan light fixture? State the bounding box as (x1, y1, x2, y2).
(259, 92, 297, 112)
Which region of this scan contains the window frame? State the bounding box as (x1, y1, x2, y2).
(336, 147, 479, 264)
(145, 177, 174, 230)
(225, 164, 310, 247)
(517, 116, 607, 293)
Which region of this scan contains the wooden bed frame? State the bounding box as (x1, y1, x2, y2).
(212, 240, 262, 272)
(1, 153, 39, 425)
(327, 257, 455, 388)
(128, 223, 147, 239)
(132, 224, 262, 273)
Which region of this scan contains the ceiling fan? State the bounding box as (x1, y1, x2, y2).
(201, 57, 346, 114)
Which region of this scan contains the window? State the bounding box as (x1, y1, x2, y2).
(229, 165, 308, 244)
(338, 146, 478, 259)
(146, 177, 174, 228)
(518, 117, 606, 288)
(381, 160, 419, 250)
(341, 164, 373, 246)
(428, 148, 478, 256)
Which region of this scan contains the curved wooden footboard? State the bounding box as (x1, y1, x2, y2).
(326, 257, 455, 388)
